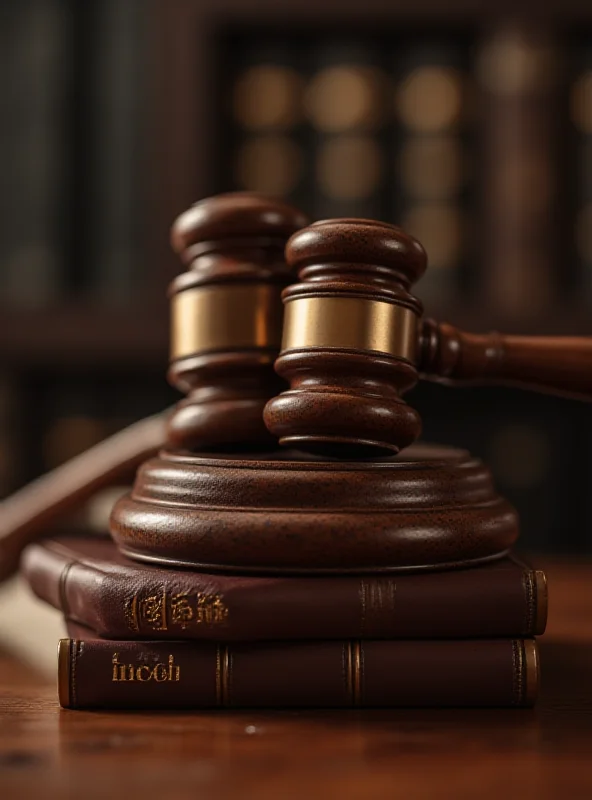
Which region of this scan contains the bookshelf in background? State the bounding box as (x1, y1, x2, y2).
(222, 29, 474, 308)
(571, 39, 592, 297)
(1, 0, 67, 308)
(0, 0, 172, 500)
(2, 0, 592, 557)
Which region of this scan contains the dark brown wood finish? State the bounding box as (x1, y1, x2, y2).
(110, 443, 517, 573)
(264, 219, 427, 456)
(1, 559, 592, 799)
(167, 192, 308, 451)
(265, 218, 592, 458)
(420, 320, 592, 401)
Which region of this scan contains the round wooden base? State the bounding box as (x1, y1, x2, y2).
(110, 443, 518, 574)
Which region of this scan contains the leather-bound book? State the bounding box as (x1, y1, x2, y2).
(23, 535, 547, 640)
(58, 624, 539, 709)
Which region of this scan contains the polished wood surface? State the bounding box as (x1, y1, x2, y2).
(111, 443, 518, 573)
(1, 559, 591, 798)
(420, 319, 592, 402)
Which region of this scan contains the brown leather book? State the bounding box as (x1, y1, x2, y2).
(23, 535, 547, 641)
(58, 627, 539, 709)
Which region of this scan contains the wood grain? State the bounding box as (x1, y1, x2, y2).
(0, 559, 591, 798)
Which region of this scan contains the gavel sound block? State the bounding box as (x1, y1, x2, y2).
(110, 215, 592, 574)
(110, 444, 518, 573)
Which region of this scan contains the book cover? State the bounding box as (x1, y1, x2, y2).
(23, 535, 547, 641)
(58, 628, 539, 709)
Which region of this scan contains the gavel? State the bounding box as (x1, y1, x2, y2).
(264, 218, 592, 457)
(168, 191, 308, 450)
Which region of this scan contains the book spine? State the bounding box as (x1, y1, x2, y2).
(304, 39, 388, 221)
(58, 637, 539, 710)
(90, 0, 143, 304)
(23, 543, 547, 641)
(1, 0, 67, 307)
(476, 24, 559, 318)
(228, 38, 307, 210)
(393, 38, 471, 306)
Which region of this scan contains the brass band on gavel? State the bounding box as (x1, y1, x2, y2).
(170, 283, 284, 362)
(280, 296, 419, 363)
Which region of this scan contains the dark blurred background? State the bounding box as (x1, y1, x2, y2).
(1, 0, 592, 554)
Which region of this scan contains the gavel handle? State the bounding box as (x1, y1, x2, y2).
(419, 319, 592, 402)
(0, 409, 168, 584)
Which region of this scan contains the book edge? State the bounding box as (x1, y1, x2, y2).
(534, 571, 548, 635)
(57, 638, 72, 709)
(524, 639, 539, 707)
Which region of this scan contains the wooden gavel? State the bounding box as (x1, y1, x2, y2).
(2, 205, 592, 582)
(264, 218, 592, 456)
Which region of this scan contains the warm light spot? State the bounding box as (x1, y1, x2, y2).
(233, 65, 303, 129)
(402, 204, 464, 269)
(305, 65, 385, 131)
(398, 137, 464, 199)
(395, 67, 463, 132)
(477, 31, 556, 95)
(235, 136, 303, 196)
(571, 72, 592, 134)
(317, 136, 383, 199)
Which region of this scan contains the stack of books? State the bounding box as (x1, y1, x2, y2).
(21, 534, 546, 709)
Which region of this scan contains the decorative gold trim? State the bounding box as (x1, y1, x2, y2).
(215, 645, 222, 707)
(521, 570, 535, 635)
(281, 297, 418, 361)
(534, 571, 548, 635)
(215, 645, 231, 707)
(220, 645, 230, 708)
(171, 284, 283, 360)
(523, 640, 539, 707)
(511, 639, 524, 706)
(352, 641, 362, 707)
(57, 639, 72, 709)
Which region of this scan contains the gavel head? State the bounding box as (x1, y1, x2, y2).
(263, 218, 427, 457)
(167, 192, 309, 452)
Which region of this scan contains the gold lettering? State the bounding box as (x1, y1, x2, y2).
(111, 653, 180, 683)
(136, 665, 151, 681)
(168, 655, 180, 681)
(139, 591, 167, 631)
(196, 593, 229, 626)
(124, 594, 139, 632)
(171, 593, 194, 628)
(112, 653, 120, 682)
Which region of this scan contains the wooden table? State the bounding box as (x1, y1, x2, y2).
(1, 560, 591, 799)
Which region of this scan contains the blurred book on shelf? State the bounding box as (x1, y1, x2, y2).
(224, 30, 473, 306)
(571, 41, 592, 295)
(1, 0, 67, 308)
